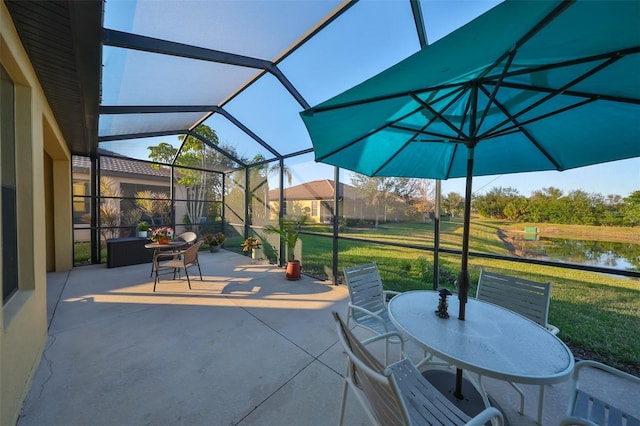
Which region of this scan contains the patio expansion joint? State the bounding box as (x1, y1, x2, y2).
(231, 301, 345, 425)
(47, 271, 72, 332)
(233, 340, 344, 426)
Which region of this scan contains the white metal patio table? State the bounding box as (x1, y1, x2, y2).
(388, 290, 574, 424)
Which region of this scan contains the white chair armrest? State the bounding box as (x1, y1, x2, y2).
(156, 251, 182, 260)
(465, 406, 504, 426)
(347, 303, 390, 331)
(360, 330, 406, 355)
(383, 290, 401, 304)
(546, 323, 560, 335)
(559, 416, 599, 426)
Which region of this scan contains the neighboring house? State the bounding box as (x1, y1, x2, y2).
(72, 149, 188, 242)
(267, 179, 366, 223)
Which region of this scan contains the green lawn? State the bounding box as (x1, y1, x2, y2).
(298, 218, 640, 371)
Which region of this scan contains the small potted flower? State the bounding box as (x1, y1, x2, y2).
(214, 232, 226, 247)
(241, 236, 262, 259)
(137, 221, 150, 238)
(204, 232, 226, 252)
(150, 226, 174, 245)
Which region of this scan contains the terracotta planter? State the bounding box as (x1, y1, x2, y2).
(285, 260, 301, 281)
(157, 238, 170, 245)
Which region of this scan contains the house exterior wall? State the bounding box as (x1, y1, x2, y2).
(268, 198, 351, 224)
(72, 169, 188, 242)
(1, 2, 72, 424)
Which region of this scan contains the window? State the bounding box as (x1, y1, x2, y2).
(1, 65, 19, 303)
(73, 179, 91, 222)
(311, 200, 318, 217)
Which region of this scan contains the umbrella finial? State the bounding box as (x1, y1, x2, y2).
(435, 288, 453, 319)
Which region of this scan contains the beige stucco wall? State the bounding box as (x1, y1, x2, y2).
(1, 2, 73, 424)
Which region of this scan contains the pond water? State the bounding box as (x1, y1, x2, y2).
(508, 235, 640, 273)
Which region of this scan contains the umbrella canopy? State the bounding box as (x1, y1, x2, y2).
(303, 0, 639, 179)
(301, 0, 640, 318)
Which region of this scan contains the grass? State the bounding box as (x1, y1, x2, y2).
(298, 218, 640, 371)
(74, 242, 106, 265)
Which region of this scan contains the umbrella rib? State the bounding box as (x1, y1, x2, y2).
(410, 92, 469, 140)
(485, 96, 596, 141)
(492, 47, 640, 83)
(375, 105, 463, 175)
(314, 104, 426, 162)
(476, 85, 564, 170)
(489, 81, 640, 105)
(477, 0, 575, 81)
(308, 83, 465, 114)
(482, 54, 626, 137)
(477, 50, 517, 133)
(389, 124, 465, 143)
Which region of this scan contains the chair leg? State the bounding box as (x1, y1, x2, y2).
(385, 338, 389, 365)
(185, 268, 191, 289)
(196, 260, 202, 280)
(536, 385, 545, 425)
(338, 369, 350, 426)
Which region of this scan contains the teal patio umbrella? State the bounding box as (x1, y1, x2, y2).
(301, 0, 639, 400)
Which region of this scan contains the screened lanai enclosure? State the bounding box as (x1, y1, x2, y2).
(65, 0, 639, 288)
(72, 0, 450, 280)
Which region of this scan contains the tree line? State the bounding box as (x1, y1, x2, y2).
(347, 174, 639, 228)
(459, 187, 640, 227)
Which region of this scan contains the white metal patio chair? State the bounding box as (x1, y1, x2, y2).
(343, 263, 402, 364)
(332, 311, 504, 426)
(475, 268, 560, 421)
(560, 360, 640, 426)
(476, 269, 559, 335)
(153, 240, 203, 292)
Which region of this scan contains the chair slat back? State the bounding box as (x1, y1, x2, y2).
(332, 312, 406, 425)
(566, 362, 640, 426)
(344, 263, 386, 320)
(387, 360, 472, 426)
(183, 241, 203, 265)
(178, 231, 197, 245)
(477, 269, 551, 328)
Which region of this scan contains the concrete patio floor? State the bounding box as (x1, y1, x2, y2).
(16, 249, 631, 425)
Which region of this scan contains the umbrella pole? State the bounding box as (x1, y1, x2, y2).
(457, 145, 474, 321)
(454, 145, 475, 400)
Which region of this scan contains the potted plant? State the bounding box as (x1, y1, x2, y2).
(137, 221, 150, 238)
(204, 232, 226, 252)
(204, 234, 217, 252)
(264, 216, 307, 280)
(150, 226, 174, 244)
(241, 236, 262, 259)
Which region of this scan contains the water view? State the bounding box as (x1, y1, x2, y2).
(507, 235, 640, 273)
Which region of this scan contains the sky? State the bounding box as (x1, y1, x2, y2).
(439, 158, 640, 198)
(100, 0, 639, 200)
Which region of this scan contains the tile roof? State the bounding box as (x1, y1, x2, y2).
(72, 149, 172, 179)
(268, 179, 360, 201)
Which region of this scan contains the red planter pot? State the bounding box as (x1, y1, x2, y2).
(285, 260, 301, 281)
